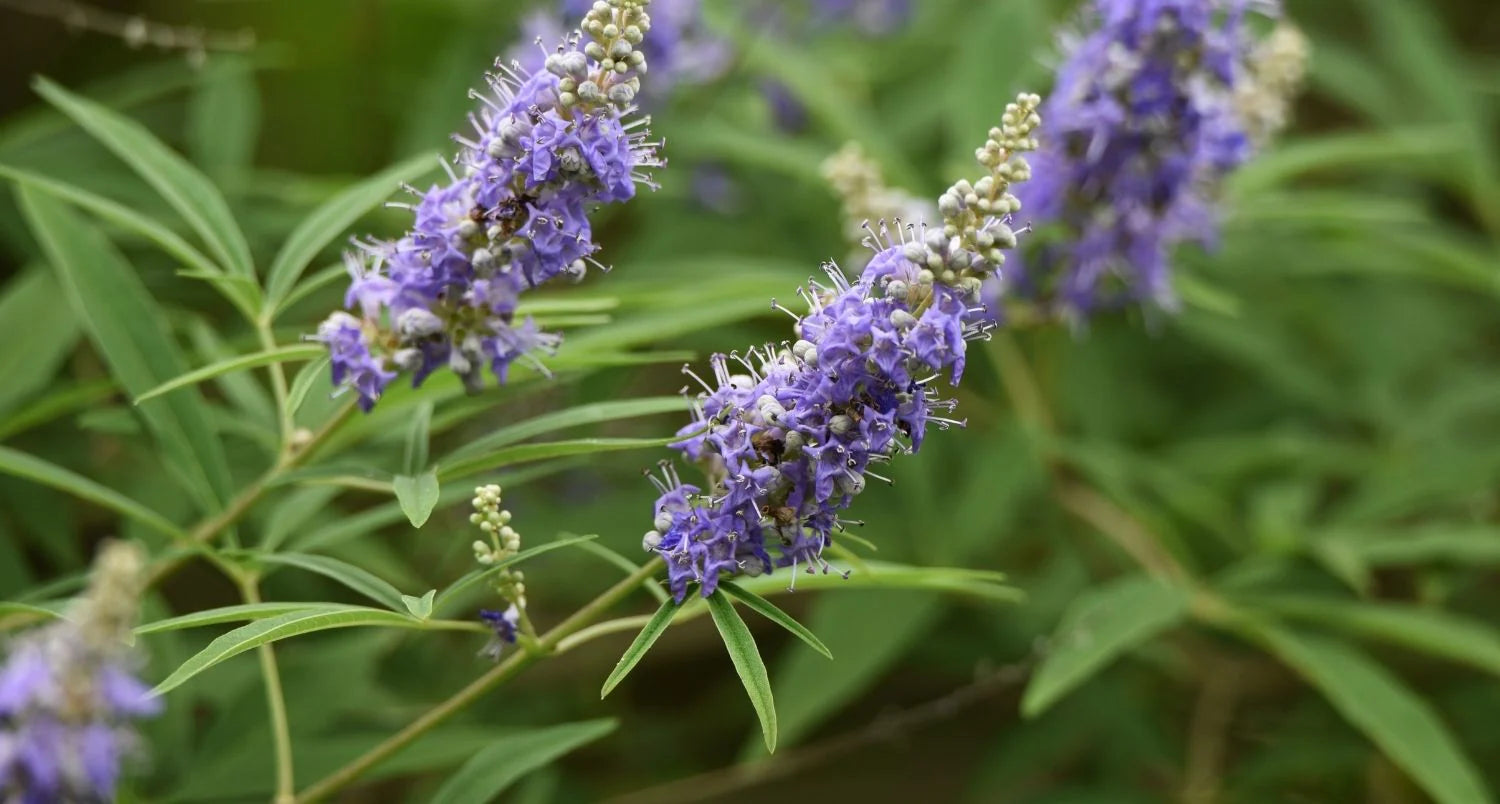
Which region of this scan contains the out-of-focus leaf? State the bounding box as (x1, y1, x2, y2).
(1318, 525, 1500, 567)
(286, 356, 331, 419)
(254, 552, 407, 611)
(17, 187, 234, 513)
(152, 607, 417, 695)
(600, 596, 681, 698)
(442, 397, 688, 466)
(428, 720, 618, 804)
(132, 344, 321, 404)
(706, 588, 777, 753)
(259, 485, 342, 553)
(0, 445, 184, 542)
(0, 268, 79, 417)
(721, 581, 832, 660)
(33, 76, 255, 278)
(0, 381, 115, 441)
(401, 590, 436, 620)
(187, 55, 261, 181)
(393, 469, 441, 528)
(1022, 575, 1192, 718)
(1255, 596, 1500, 677)
(438, 436, 682, 482)
(263, 152, 440, 309)
(403, 401, 433, 476)
(1253, 624, 1493, 804)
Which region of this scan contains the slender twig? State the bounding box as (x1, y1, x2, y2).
(237, 576, 296, 804)
(294, 557, 666, 803)
(258, 322, 295, 453)
(605, 657, 1037, 804)
(1181, 656, 1243, 804)
(0, 0, 254, 60)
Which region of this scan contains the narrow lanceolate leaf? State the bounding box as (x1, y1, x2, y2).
(706, 588, 778, 752)
(135, 602, 362, 635)
(1022, 575, 1191, 718)
(393, 469, 441, 528)
(404, 401, 433, 476)
(601, 596, 682, 698)
(0, 268, 79, 418)
(1253, 624, 1493, 804)
(720, 581, 832, 660)
(33, 76, 255, 278)
(263, 152, 439, 308)
(286, 356, 331, 418)
(133, 344, 323, 404)
(1256, 596, 1500, 677)
(443, 397, 689, 465)
(439, 436, 683, 482)
(0, 446, 185, 541)
(152, 607, 417, 695)
(253, 553, 408, 612)
(17, 187, 234, 514)
(429, 720, 618, 804)
(434, 535, 598, 613)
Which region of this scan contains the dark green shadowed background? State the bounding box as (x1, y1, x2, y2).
(1, 0, 1498, 801)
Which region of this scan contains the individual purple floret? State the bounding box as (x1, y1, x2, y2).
(318, 0, 662, 411)
(0, 542, 159, 800)
(644, 95, 1042, 599)
(1012, 0, 1286, 319)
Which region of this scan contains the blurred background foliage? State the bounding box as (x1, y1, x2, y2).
(1, 0, 1499, 801)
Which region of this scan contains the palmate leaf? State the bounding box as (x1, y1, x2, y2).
(17, 186, 235, 513)
(151, 607, 418, 695)
(1252, 623, 1493, 804)
(132, 344, 323, 404)
(252, 552, 408, 612)
(263, 152, 440, 310)
(428, 720, 618, 804)
(600, 596, 681, 698)
(33, 76, 255, 279)
(720, 581, 832, 660)
(1022, 575, 1192, 718)
(706, 588, 777, 753)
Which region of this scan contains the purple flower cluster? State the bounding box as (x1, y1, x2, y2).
(1013, 0, 1274, 318)
(514, 0, 729, 99)
(645, 247, 985, 599)
(644, 93, 1042, 599)
(319, 0, 662, 411)
(0, 543, 157, 800)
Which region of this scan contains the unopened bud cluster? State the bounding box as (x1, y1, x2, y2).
(0, 541, 159, 799)
(821, 142, 935, 260)
(469, 485, 527, 658)
(564, 0, 652, 111)
(1237, 23, 1309, 146)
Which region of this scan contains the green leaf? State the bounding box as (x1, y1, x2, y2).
(1252, 624, 1493, 804)
(132, 344, 322, 405)
(0, 445, 184, 541)
(600, 596, 681, 698)
(401, 590, 436, 620)
(187, 55, 260, 180)
(135, 602, 361, 635)
(1022, 575, 1191, 718)
(706, 588, 777, 753)
(0, 380, 115, 441)
(439, 436, 683, 482)
(263, 152, 439, 308)
(571, 539, 669, 603)
(442, 397, 688, 465)
(1255, 596, 1500, 677)
(720, 581, 832, 660)
(286, 356, 331, 419)
(404, 401, 433, 476)
(731, 560, 1021, 603)
(0, 267, 79, 417)
(254, 552, 408, 611)
(16, 186, 233, 513)
(152, 607, 417, 695)
(434, 535, 598, 614)
(393, 470, 441, 528)
(1320, 525, 1500, 566)
(428, 720, 618, 804)
(33, 76, 255, 278)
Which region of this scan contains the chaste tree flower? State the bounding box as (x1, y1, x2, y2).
(644, 95, 1042, 600)
(317, 0, 663, 411)
(0, 541, 158, 799)
(1012, 0, 1305, 320)
(514, 0, 730, 99)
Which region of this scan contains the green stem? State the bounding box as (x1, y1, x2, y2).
(294, 557, 665, 803)
(256, 321, 294, 452)
(239, 576, 296, 804)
